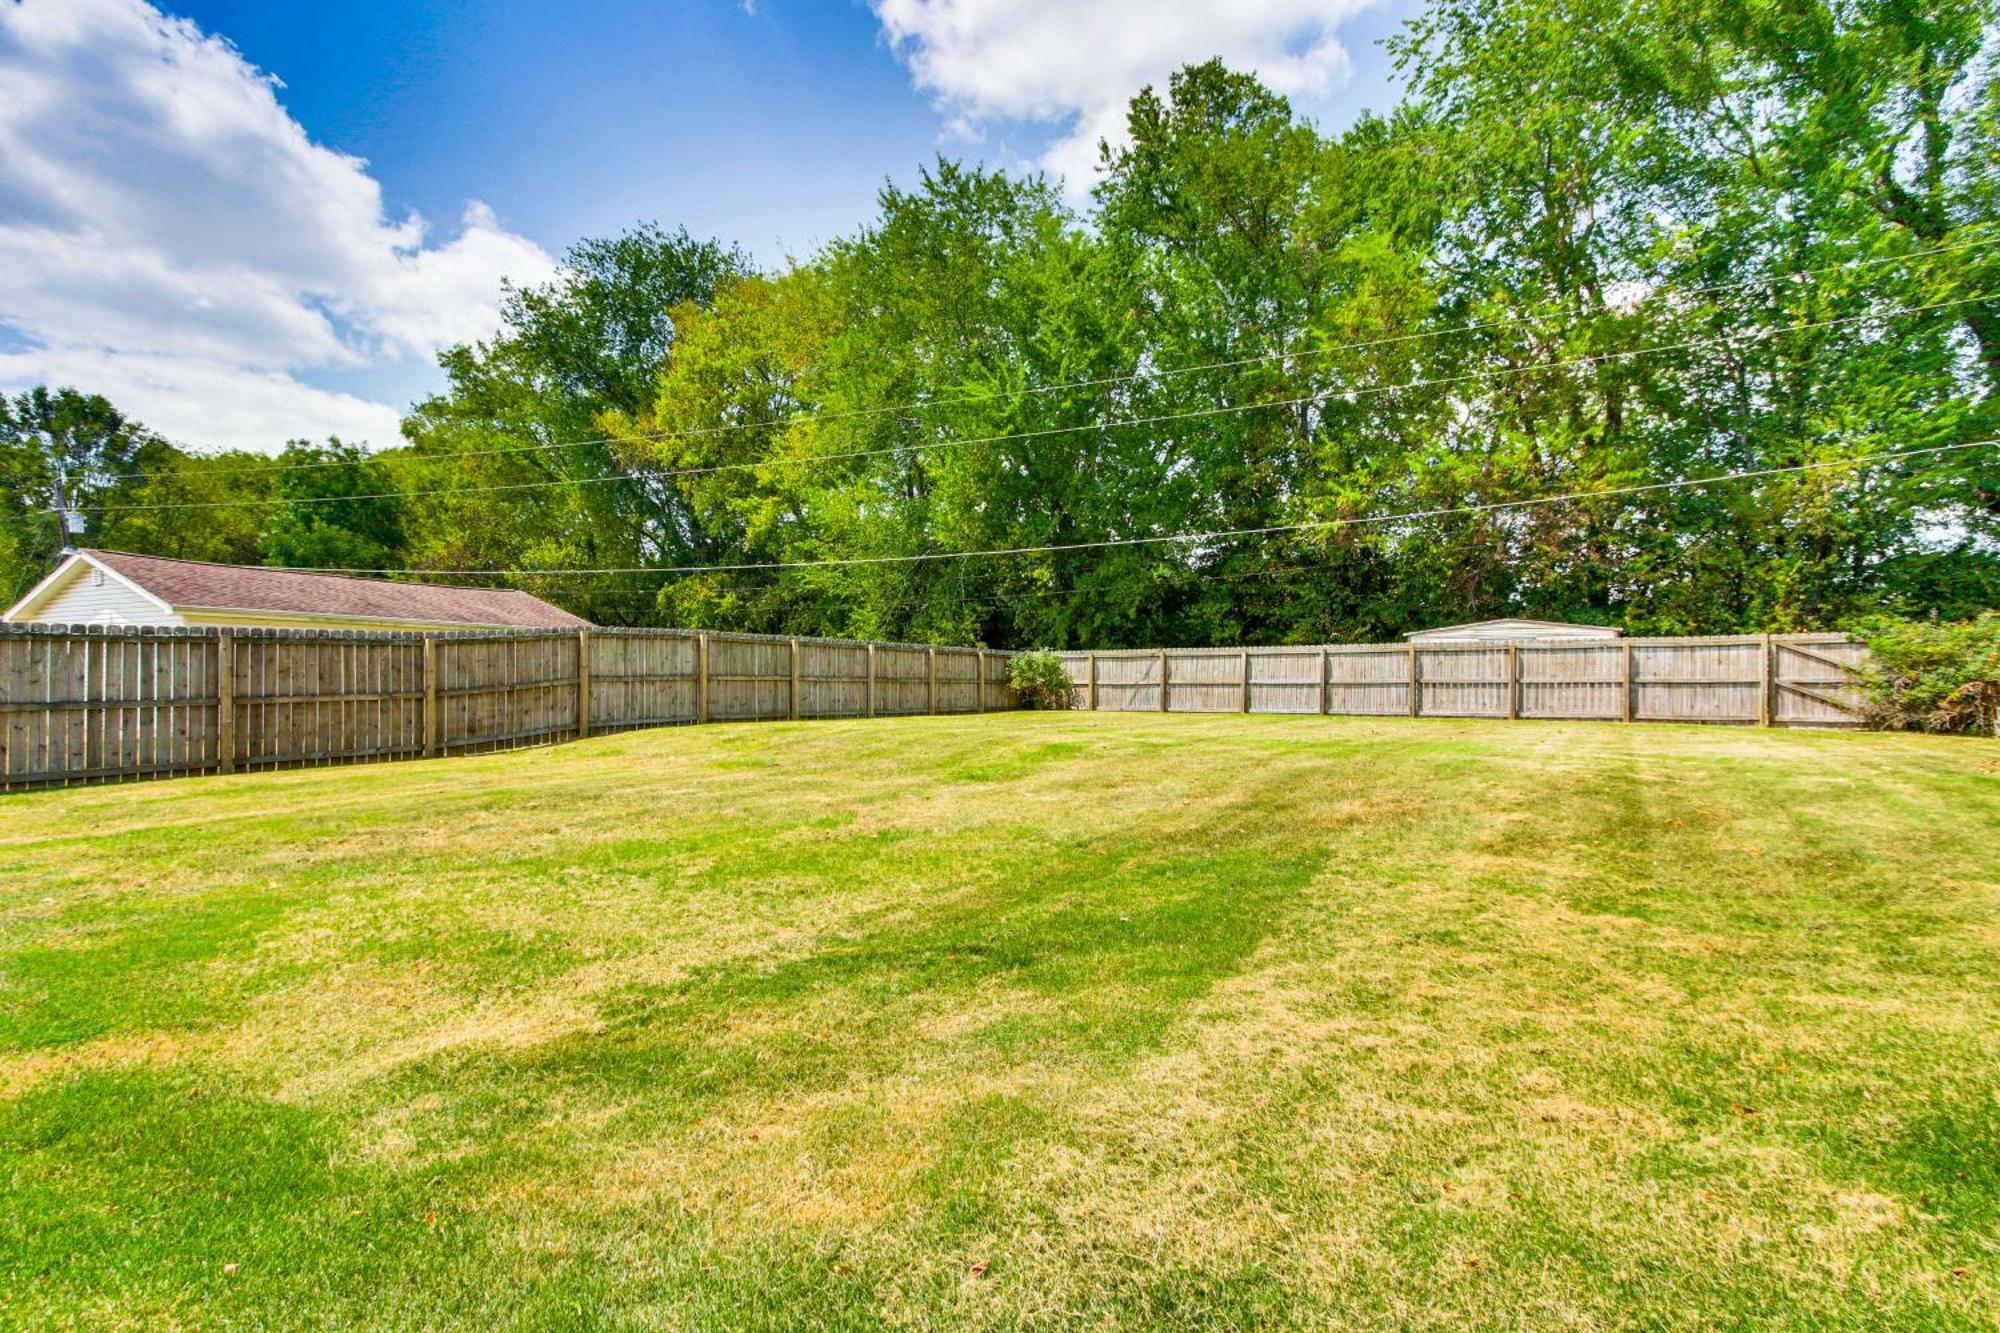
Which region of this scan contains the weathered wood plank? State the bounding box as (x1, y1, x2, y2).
(217, 632, 236, 772)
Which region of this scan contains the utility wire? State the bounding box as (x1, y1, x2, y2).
(82, 233, 2000, 485)
(68, 290, 1997, 516)
(271, 439, 1993, 579)
(560, 556, 1437, 621)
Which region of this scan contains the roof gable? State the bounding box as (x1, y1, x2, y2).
(5, 551, 177, 622)
(65, 550, 589, 629)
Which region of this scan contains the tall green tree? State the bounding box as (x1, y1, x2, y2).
(93, 443, 274, 568)
(0, 387, 158, 600)
(259, 441, 406, 571)
(1376, 0, 2000, 631)
(632, 162, 1149, 646)
(402, 223, 749, 623)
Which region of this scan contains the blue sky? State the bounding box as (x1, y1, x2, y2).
(162, 1, 960, 266)
(0, 0, 1416, 451)
(167, 0, 1418, 261)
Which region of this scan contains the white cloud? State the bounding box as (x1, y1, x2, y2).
(868, 0, 1378, 190)
(0, 0, 556, 453)
(0, 347, 405, 450)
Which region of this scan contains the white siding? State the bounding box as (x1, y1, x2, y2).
(17, 565, 182, 627)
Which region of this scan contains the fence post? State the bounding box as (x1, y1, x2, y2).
(975, 650, 986, 713)
(1319, 648, 1330, 716)
(1622, 640, 1635, 722)
(696, 632, 710, 725)
(1506, 644, 1520, 720)
(422, 635, 439, 757)
(576, 629, 591, 740)
(216, 631, 236, 773)
(1087, 652, 1098, 711)
(1158, 650, 1170, 713)
(1760, 633, 1774, 727)
(1407, 646, 1420, 717)
(1240, 651, 1251, 713)
(865, 643, 876, 718)
(789, 637, 801, 721)
(926, 646, 937, 714)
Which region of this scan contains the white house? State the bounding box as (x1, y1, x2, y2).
(4, 548, 589, 633)
(1405, 618, 1623, 644)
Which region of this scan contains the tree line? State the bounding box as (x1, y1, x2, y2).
(6, 0, 1997, 648)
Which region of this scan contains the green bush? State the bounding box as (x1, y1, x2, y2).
(1855, 613, 2000, 736)
(1008, 649, 1077, 710)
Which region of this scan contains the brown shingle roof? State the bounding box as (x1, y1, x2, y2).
(84, 550, 589, 629)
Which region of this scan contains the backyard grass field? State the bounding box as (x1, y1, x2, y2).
(2, 713, 1997, 1329)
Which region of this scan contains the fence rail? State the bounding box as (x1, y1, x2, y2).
(0, 624, 1014, 791)
(1057, 634, 1866, 728)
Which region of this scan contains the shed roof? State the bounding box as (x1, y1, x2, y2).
(16, 550, 588, 629)
(1404, 618, 1622, 642)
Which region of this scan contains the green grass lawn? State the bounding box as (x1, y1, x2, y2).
(2, 713, 1997, 1330)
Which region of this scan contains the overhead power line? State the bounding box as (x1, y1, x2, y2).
(68, 290, 1997, 517)
(273, 439, 1992, 579)
(83, 233, 2000, 485)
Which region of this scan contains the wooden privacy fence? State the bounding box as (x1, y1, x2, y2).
(1058, 635, 1867, 727)
(0, 624, 1014, 791)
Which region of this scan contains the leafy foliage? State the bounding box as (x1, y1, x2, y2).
(398, 224, 750, 624)
(0, 387, 272, 604)
(258, 441, 405, 571)
(1007, 650, 1077, 709)
(1856, 613, 2000, 734)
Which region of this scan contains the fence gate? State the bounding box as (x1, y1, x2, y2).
(1771, 639, 1867, 726)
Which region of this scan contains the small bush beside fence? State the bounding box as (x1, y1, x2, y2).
(1008, 649, 1077, 709)
(1856, 613, 2000, 736)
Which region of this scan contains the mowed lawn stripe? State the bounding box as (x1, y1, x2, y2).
(1, 714, 1995, 1328)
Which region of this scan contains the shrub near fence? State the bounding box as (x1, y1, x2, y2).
(0, 624, 1014, 791)
(1057, 635, 1867, 727)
